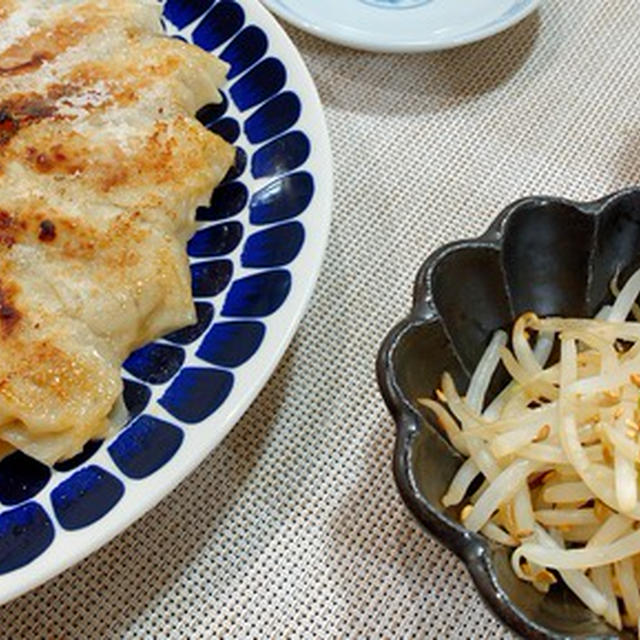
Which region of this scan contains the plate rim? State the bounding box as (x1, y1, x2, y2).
(259, 0, 541, 53)
(0, 0, 333, 606)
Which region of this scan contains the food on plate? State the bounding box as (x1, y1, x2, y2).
(423, 267, 640, 634)
(0, 0, 234, 464)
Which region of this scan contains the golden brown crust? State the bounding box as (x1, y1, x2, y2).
(0, 1, 16, 21)
(0, 278, 20, 337)
(0, 1, 155, 75)
(0, 0, 234, 463)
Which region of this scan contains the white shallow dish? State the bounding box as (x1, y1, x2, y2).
(260, 0, 541, 52)
(0, 0, 332, 605)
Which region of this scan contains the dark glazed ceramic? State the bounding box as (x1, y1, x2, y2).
(377, 188, 640, 640)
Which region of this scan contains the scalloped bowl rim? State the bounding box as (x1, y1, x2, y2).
(376, 187, 640, 640)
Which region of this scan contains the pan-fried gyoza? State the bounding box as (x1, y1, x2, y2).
(0, 0, 234, 463)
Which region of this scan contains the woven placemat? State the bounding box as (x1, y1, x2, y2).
(2, 1, 639, 637)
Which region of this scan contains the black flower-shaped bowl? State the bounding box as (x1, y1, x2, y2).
(377, 188, 640, 640)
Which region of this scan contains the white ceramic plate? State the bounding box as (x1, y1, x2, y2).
(0, 0, 332, 605)
(260, 0, 541, 52)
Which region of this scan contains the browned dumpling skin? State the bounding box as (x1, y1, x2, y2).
(0, 0, 234, 463)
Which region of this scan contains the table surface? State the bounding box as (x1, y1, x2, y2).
(2, 1, 638, 637)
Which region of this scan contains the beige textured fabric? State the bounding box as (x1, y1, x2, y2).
(1, 0, 639, 637)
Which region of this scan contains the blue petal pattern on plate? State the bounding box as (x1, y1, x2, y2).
(220, 26, 268, 79)
(251, 131, 310, 178)
(223, 147, 247, 183)
(191, 259, 234, 297)
(197, 181, 248, 221)
(206, 117, 241, 144)
(122, 379, 152, 418)
(0, 503, 53, 574)
(188, 222, 244, 257)
(192, 1, 245, 51)
(109, 416, 184, 480)
(197, 321, 266, 367)
(0, 0, 323, 587)
(164, 302, 215, 345)
(197, 93, 229, 126)
(230, 58, 286, 111)
(245, 92, 301, 144)
(242, 222, 304, 267)
(223, 270, 292, 317)
(160, 368, 234, 423)
(124, 343, 186, 385)
(0, 453, 51, 506)
(250, 172, 314, 224)
(163, 0, 211, 29)
(51, 466, 124, 531)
